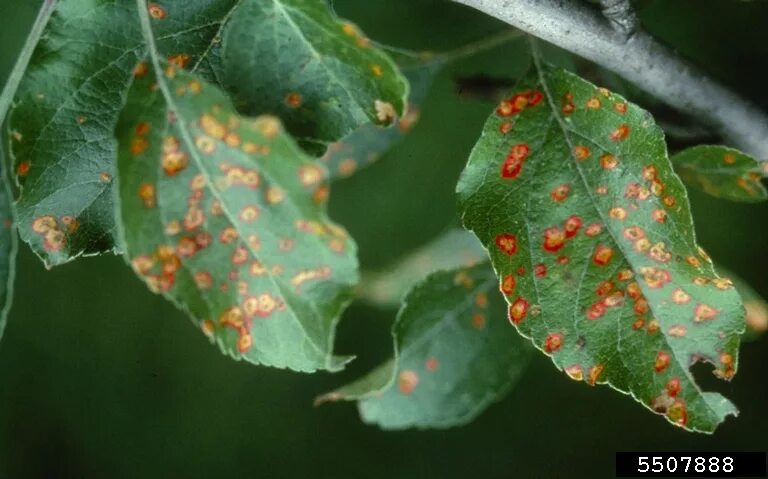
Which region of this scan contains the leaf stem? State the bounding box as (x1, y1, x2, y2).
(0, 0, 57, 125)
(452, 0, 768, 159)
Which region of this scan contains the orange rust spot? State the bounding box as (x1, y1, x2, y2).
(370, 64, 383, 77)
(693, 304, 718, 322)
(495, 233, 517, 256)
(543, 227, 566, 253)
(508, 298, 529, 325)
(609, 207, 627, 220)
(500, 144, 530, 179)
(201, 320, 215, 337)
(167, 54, 190, 68)
(238, 331, 253, 353)
(499, 122, 512, 134)
(565, 364, 583, 381)
(654, 351, 670, 372)
(564, 215, 582, 238)
(666, 378, 681, 397)
(138, 183, 156, 208)
(587, 301, 607, 320)
(496, 90, 543, 116)
(551, 183, 571, 203)
(148, 3, 167, 19)
(471, 313, 486, 329)
(614, 102, 627, 114)
(133, 62, 148, 77)
(573, 145, 591, 160)
(561, 92, 575, 115)
(585, 223, 603, 237)
(544, 333, 563, 353)
(586, 96, 601, 109)
(600, 153, 618, 170)
(398, 370, 419, 395)
(286, 92, 302, 108)
(534, 263, 547, 278)
(587, 364, 604, 385)
(500, 274, 516, 295)
(16, 161, 30, 177)
(609, 124, 630, 141)
(592, 244, 614, 266)
(651, 209, 667, 223)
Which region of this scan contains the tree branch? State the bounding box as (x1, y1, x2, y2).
(452, 0, 768, 159)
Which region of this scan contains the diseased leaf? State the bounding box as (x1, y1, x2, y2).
(672, 145, 767, 203)
(221, 0, 407, 152)
(359, 228, 486, 307)
(10, 0, 406, 266)
(115, 48, 358, 371)
(456, 61, 744, 433)
(319, 263, 531, 429)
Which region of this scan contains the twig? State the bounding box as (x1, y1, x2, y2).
(452, 0, 768, 159)
(0, 0, 57, 125)
(599, 0, 637, 38)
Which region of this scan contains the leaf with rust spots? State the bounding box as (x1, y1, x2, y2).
(716, 265, 768, 341)
(672, 145, 767, 203)
(0, 136, 18, 340)
(457, 60, 745, 433)
(115, 47, 358, 370)
(220, 0, 408, 154)
(9, 0, 406, 267)
(318, 263, 531, 429)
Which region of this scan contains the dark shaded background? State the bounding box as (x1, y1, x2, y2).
(1, 1, 767, 478)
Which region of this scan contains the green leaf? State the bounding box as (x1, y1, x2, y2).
(359, 228, 487, 307)
(9, 0, 406, 266)
(456, 59, 744, 433)
(115, 19, 358, 371)
(318, 263, 531, 429)
(220, 0, 407, 152)
(671, 145, 767, 203)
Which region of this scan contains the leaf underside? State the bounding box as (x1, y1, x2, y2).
(10, 0, 406, 267)
(672, 145, 768, 203)
(457, 63, 744, 433)
(115, 60, 358, 372)
(320, 263, 531, 429)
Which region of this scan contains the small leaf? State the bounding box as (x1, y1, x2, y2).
(359, 228, 487, 307)
(672, 145, 767, 203)
(220, 0, 408, 152)
(115, 56, 358, 371)
(319, 263, 531, 429)
(457, 61, 744, 433)
(10, 0, 406, 266)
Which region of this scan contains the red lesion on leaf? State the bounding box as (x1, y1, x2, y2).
(654, 351, 670, 372)
(148, 3, 167, 19)
(565, 364, 583, 381)
(16, 160, 30, 177)
(587, 301, 607, 320)
(561, 92, 575, 115)
(495, 233, 518, 256)
(543, 227, 566, 253)
(544, 333, 564, 353)
(609, 124, 630, 141)
(666, 378, 681, 397)
(496, 90, 543, 116)
(500, 274, 516, 295)
(534, 263, 547, 278)
(592, 244, 614, 266)
(563, 215, 582, 238)
(550, 183, 571, 202)
(573, 145, 591, 160)
(587, 364, 604, 385)
(508, 298, 529, 325)
(500, 143, 530, 179)
(693, 304, 718, 322)
(585, 223, 603, 237)
(600, 154, 618, 170)
(398, 370, 419, 394)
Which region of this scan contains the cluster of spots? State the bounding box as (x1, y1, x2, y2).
(131, 244, 183, 294)
(496, 90, 543, 117)
(31, 215, 78, 252)
(131, 122, 151, 156)
(218, 292, 286, 353)
(540, 214, 583, 255)
(651, 377, 687, 427)
(291, 266, 331, 292)
(563, 363, 604, 386)
(499, 143, 530, 180)
(340, 21, 370, 48)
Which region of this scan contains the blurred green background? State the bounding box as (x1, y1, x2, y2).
(1, 1, 768, 477)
